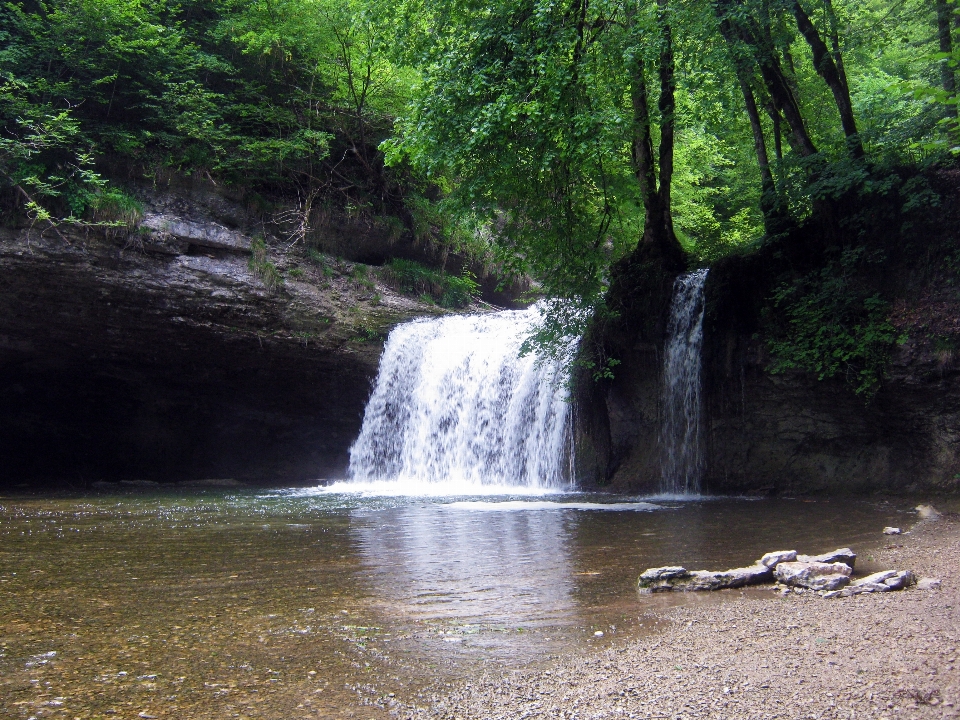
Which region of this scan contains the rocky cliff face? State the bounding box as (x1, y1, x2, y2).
(0, 182, 440, 488)
(577, 279, 960, 496)
(577, 175, 960, 496)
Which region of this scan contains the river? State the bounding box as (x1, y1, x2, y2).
(0, 487, 917, 719)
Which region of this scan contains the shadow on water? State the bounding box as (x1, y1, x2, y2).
(0, 489, 927, 718)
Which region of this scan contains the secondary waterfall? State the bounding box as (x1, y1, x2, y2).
(660, 269, 708, 495)
(348, 305, 575, 491)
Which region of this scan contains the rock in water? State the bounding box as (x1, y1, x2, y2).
(882, 527, 902, 535)
(795, 548, 856, 569)
(774, 561, 852, 591)
(638, 565, 771, 592)
(916, 504, 941, 520)
(637, 566, 689, 593)
(758, 550, 797, 569)
(673, 565, 772, 592)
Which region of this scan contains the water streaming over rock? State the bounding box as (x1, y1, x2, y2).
(348, 305, 575, 490)
(660, 269, 709, 495)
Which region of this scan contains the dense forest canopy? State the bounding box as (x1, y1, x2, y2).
(0, 0, 955, 312)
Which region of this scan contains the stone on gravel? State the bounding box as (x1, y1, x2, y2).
(758, 550, 797, 568)
(917, 577, 942, 590)
(916, 504, 942, 520)
(774, 561, 852, 591)
(883, 526, 902, 535)
(883, 570, 915, 589)
(841, 570, 915, 596)
(795, 548, 857, 568)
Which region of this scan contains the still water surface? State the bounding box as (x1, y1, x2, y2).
(0, 489, 917, 719)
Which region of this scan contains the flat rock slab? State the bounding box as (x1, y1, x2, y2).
(774, 561, 852, 591)
(638, 565, 771, 593)
(141, 213, 252, 252)
(795, 548, 856, 569)
(840, 570, 915, 596)
(758, 550, 797, 569)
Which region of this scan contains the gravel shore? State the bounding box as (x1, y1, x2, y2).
(397, 515, 960, 720)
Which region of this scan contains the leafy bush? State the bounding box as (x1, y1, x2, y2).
(766, 249, 905, 398)
(380, 259, 478, 308)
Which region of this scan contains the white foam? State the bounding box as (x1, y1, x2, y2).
(445, 500, 662, 512)
(291, 480, 570, 498)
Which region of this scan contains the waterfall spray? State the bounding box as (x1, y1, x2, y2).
(660, 269, 708, 495)
(348, 305, 575, 490)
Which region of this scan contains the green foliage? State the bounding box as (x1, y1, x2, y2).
(1, 0, 415, 231)
(766, 249, 906, 397)
(248, 236, 284, 292)
(380, 258, 478, 308)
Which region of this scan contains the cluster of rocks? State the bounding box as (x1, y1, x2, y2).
(637, 546, 918, 598)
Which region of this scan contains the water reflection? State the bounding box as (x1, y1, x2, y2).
(352, 504, 575, 627)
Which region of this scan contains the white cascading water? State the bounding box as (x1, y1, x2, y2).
(660, 269, 709, 495)
(347, 305, 575, 491)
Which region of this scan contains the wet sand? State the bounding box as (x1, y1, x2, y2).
(393, 516, 960, 720)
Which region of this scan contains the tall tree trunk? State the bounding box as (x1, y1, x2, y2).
(739, 77, 780, 232)
(718, 17, 781, 232)
(788, 0, 863, 157)
(626, 0, 683, 262)
(937, 0, 958, 117)
(764, 101, 785, 161)
(656, 0, 676, 242)
(717, 0, 818, 157)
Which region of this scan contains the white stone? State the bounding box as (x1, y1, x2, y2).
(796, 548, 857, 568)
(916, 504, 941, 520)
(842, 570, 915, 596)
(774, 561, 852, 591)
(917, 577, 942, 590)
(852, 570, 898, 586)
(758, 550, 797, 569)
(883, 527, 901, 535)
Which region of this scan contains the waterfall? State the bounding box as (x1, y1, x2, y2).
(660, 269, 708, 495)
(347, 305, 575, 491)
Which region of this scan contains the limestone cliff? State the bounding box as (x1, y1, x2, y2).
(0, 182, 442, 487)
(577, 169, 960, 496)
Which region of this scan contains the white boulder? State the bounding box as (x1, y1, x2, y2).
(796, 548, 856, 569)
(758, 550, 797, 569)
(774, 561, 852, 591)
(840, 570, 915, 596)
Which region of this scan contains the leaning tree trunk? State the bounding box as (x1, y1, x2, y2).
(789, 0, 863, 157)
(717, 0, 818, 157)
(718, 17, 782, 232)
